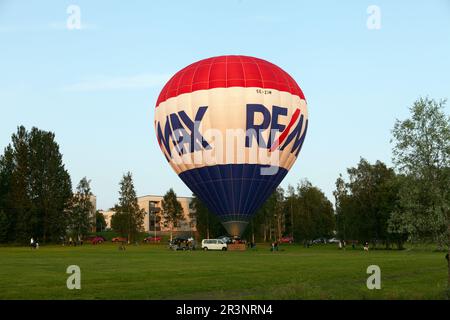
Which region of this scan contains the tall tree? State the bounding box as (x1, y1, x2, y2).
(247, 187, 286, 242)
(111, 172, 145, 243)
(70, 177, 94, 240)
(334, 159, 398, 246)
(0, 210, 9, 243)
(161, 188, 183, 241)
(285, 185, 296, 238)
(334, 174, 348, 240)
(391, 97, 450, 249)
(0, 126, 72, 243)
(249, 188, 282, 242)
(27, 127, 72, 242)
(391, 97, 450, 292)
(0, 145, 15, 242)
(295, 180, 335, 241)
(95, 210, 107, 232)
(189, 194, 224, 239)
(9, 127, 33, 243)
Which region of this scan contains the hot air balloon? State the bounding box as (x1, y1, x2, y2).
(154, 55, 308, 237)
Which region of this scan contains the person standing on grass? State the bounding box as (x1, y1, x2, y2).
(30, 237, 34, 249)
(364, 242, 369, 251)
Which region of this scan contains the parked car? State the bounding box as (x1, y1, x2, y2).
(112, 237, 127, 243)
(169, 237, 194, 251)
(201, 239, 227, 251)
(312, 238, 327, 244)
(279, 236, 294, 244)
(91, 236, 104, 245)
(85, 235, 106, 241)
(169, 237, 188, 244)
(217, 236, 232, 244)
(143, 236, 162, 243)
(328, 238, 340, 244)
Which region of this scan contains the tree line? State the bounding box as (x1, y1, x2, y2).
(190, 98, 450, 251)
(335, 98, 449, 249)
(0, 97, 448, 251)
(190, 180, 335, 243)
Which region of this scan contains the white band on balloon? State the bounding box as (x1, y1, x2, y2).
(155, 87, 308, 175)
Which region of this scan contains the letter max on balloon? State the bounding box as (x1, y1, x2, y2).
(154, 55, 308, 237)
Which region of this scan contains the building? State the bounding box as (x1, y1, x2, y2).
(138, 195, 195, 233)
(100, 209, 115, 230)
(100, 195, 196, 234)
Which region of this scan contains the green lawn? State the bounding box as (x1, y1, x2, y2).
(0, 243, 447, 300)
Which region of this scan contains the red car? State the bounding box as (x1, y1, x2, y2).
(279, 236, 294, 244)
(91, 236, 104, 245)
(112, 237, 127, 243)
(143, 236, 162, 243)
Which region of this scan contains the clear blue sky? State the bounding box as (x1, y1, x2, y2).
(1, 0, 449, 210)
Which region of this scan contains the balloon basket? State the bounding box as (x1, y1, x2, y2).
(227, 243, 247, 251)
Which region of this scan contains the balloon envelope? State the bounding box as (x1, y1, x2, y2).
(154, 55, 308, 237)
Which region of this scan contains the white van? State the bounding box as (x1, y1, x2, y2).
(201, 239, 227, 251)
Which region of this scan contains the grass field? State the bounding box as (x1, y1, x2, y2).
(0, 243, 447, 300)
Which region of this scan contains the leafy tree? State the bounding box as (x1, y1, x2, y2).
(111, 172, 145, 243)
(9, 127, 33, 243)
(295, 180, 335, 241)
(390, 97, 450, 292)
(285, 185, 297, 237)
(273, 187, 285, 240)
(70, 177, 94, 239)
(387, 175, 414, 249)
(189, 194, 224, 239)
(334, 174, 348, 240)
(335, 159, 399, 247)
(27, 127, 72, 242)
(161, 188, 184, 241)
(247, 182, 334, 243)
(0, 145, 15, 242)
(391, 97, 450, 249)
(111, 211, 128, 238)
(0, 126, 72, 243)
(0, 210, 9, 242)
(95, 210, 107, 232)
(248, 187, 284, 242)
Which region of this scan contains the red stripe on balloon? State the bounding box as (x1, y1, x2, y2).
(155, 55, 305, 107)
(270, 108, 301, 152)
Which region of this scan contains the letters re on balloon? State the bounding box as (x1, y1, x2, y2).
(155, 55, 308, 237)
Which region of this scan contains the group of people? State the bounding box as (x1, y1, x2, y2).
(231, 238, 246, 245)
(61, 236, 84, 246)
(338, 240, 369, 251)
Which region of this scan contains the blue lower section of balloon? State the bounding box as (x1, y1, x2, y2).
(178, 164, 288, 223)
